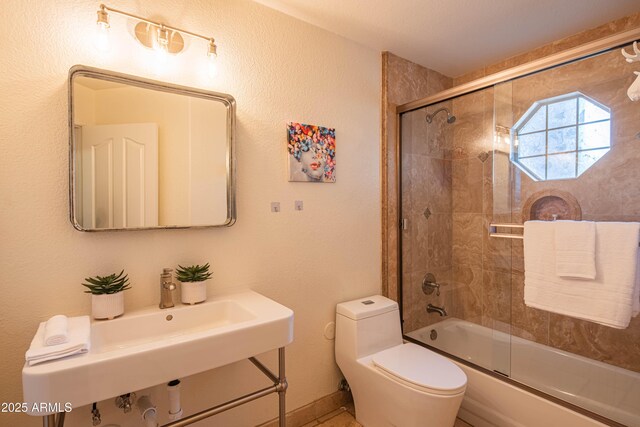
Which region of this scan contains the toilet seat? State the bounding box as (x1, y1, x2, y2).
(372, 343, 467, 396)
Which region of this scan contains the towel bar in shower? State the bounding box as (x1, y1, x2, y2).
(489, 223, 640, 246)
(489, 223, 524, 240)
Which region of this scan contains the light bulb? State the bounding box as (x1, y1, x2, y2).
(151, 26, 170, 71)
(94, 8, 110, 53)
(207, 40, 218, 78)
(155, 26, 170, 52)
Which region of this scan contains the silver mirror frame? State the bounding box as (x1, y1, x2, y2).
(68, 65, 236, 231)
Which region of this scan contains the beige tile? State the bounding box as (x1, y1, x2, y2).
(482, 270, 511, 325)
(427, 68, 454, 96)
(313, 391, 352, 420)
(453, 67, 486, 86)
(387, 53, 434, 105)
(257, 391, 354, 427)
(425, 101, 455, 159)
(549, 314, 640, 373)
(452, 158, 483, 214)
(317, 411, 363, 427)
(426, 213, 452, 269)
(450, 265, 483, 322)
(343, 402, 355, 417)
(482, 215, 512, 274)
(452, 213, 483, 268)
(426, 158, 453, 214)
(317, 408, 349, 423)
(510, 273, 549, 345)
(451, 90, 492, 161)
(455, 418, 474, 427)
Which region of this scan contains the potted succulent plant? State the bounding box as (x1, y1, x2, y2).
(82, 270, 131, 320)
(176, 263, 212, 304)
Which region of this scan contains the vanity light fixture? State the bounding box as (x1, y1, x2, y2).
(94, 5, 110, 52)
(95, 4, 218, 75)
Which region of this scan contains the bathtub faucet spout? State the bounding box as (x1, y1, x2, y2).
(427, 304, 447, 317)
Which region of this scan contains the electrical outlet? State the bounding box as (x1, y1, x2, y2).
(271, 202, 280, 213)
(295, 200, 303, 211)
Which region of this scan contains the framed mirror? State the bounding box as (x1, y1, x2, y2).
(68, 66, 235, 231)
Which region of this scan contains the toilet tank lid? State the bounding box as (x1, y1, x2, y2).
(336, 295, 398, 320)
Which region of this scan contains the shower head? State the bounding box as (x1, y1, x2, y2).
(426, 108, 456, 124)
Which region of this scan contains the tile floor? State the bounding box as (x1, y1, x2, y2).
(304, 404, 473, 426)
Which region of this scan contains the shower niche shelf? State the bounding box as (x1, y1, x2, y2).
(522, 190, 582, 222)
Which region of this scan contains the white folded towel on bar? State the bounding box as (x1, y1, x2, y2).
(25, 316, 90, 366)
(524, 221, 640, 329)
(43, 315, 69, 346)
(555, 220, 596, 279)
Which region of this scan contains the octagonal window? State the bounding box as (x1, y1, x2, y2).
(512, 92, 610, 181)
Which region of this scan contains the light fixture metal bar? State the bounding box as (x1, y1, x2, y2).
(100, 4, 214, 43)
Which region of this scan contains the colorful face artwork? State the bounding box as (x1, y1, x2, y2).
(287, 122, 336, 183)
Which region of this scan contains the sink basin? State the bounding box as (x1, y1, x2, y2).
(23, 291, 293, 415)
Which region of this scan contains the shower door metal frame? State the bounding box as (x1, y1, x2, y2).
(394, 26, 640, 427)
(396, 27, 640, 115)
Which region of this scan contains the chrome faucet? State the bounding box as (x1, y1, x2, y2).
(160, 268, 176, 309)
(427, 304, 447, 317)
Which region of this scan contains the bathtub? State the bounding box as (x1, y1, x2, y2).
(407, 318, 640, 427)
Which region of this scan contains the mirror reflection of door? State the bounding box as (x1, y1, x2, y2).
(80, 123, 158, 229)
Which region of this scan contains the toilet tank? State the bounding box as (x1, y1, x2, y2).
(335, 295, 403, 361)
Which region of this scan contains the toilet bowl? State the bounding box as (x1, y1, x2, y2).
(335, 295, 467, 427)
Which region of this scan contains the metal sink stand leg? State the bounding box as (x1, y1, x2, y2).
(42, 412, 64, 427)
(41, 347, 287, 427)
(164, 347, 287, 427)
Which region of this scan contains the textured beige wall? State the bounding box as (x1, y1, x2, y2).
(0, 1, 380, 426)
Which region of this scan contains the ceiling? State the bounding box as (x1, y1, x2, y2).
(253, 0, 640, 77)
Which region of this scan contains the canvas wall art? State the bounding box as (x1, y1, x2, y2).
(287, 122, 336, 183)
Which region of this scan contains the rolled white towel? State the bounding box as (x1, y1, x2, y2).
(26, 316, 90, 366)
(44, 315, 69, 346)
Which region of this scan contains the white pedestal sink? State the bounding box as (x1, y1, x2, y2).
(23, 291, 294, 419)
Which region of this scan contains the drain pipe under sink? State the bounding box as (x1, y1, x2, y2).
(167, 379, 183, 420)
(136, 395, 158, 427)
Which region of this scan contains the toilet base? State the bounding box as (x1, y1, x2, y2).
(348, 355, 465, 427)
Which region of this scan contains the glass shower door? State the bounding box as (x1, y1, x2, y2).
(399, 87, 512, 377)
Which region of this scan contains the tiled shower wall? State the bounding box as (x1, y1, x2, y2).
(400, 100, 454, 332)
(381, 52, 452, 306)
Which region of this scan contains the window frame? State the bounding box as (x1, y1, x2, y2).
(511, 91, 611, 181)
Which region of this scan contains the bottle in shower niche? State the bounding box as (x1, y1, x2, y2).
(175, 263, 212, 305)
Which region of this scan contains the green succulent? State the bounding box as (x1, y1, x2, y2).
(82, 270, 131, 295)
(176, 263, 212, 283)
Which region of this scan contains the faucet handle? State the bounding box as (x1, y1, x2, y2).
(422, 273, 441, 296)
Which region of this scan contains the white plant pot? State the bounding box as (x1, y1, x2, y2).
(180, 281, 207, 305)
(92, 292, 125, 320)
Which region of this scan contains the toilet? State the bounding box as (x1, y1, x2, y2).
(335, 295, 467, 427)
